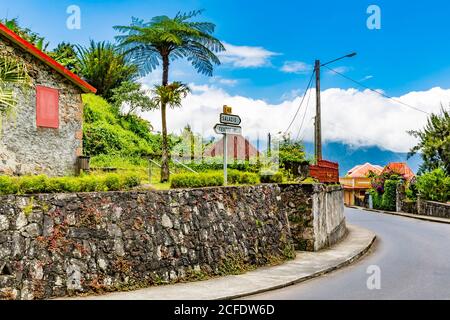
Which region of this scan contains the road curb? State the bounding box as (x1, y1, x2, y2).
(221, 226, 377, 300)
(64, 225, 376, 301)
(350, 206, 450, 225)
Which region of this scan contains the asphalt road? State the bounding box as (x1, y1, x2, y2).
(246, 208, 450, 300)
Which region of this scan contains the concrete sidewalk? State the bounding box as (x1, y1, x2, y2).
(351, 206, 450, 225)
(64, 224, 376, 300)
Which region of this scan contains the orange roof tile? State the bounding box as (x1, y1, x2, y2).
(383, 162, 416, 181)
(347, 163, 383, 178)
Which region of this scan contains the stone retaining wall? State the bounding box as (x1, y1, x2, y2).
(0, 183, 346, 300)
(417, 198, 450, 219)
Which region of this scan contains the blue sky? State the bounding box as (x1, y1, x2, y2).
(1, 0, 449, 102)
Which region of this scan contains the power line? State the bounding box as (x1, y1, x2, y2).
(299, 117, 314, 142)
(322, 65, 430, 115)
(284, 70, 315, 134)
(295, 84, 313, 141)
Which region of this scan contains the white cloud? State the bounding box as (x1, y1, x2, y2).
(141, 85, 449, 153)
(360, 75, 374, 82)
(218, 42, 279, 68)
(281, 61, 312, 74)
(209, 76, 239, 86)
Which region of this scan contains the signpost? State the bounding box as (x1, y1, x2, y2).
(214, 124, 242, 135)
(214, 106, 242, 186)
(220, 113, 242, 126)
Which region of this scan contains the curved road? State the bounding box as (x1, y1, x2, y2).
(246, 208, 450, 300)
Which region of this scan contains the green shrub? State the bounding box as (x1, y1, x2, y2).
(416, 169, 450, 203)
(260, 171, 284, 184)
(0, 176, 18, 194)
(17, 175, 48, 194)
(171, 172, 224, 189)
(82, 94, 159, 158)
(105, 174, 121, 190)
(228, 170, 260, 185)
(171, 170, 260, 189)
(381, 180, 398, 211)
(369, 189, 383, 210)
(122, 174, 141, 189)
(0, 173, 141, 195)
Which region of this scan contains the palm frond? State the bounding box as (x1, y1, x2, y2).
(115, 11, 224, 78)
(0, 86, 16, 112)
(174, 10, 205, 22)
(0, 56, 29, 84)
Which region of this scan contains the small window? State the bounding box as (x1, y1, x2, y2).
(36, 86, 59, 129)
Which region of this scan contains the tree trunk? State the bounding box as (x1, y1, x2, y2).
(160, 54, 170, 182)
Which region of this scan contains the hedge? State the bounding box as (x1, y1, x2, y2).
(170, 170, 260, 189)
(260, 171, 284, 184)
(416, 168, 450, 203)
(381, 180, 398, 211)
(0, 173, 141, 195)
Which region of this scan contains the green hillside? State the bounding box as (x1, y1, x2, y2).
(82, 94, 161, 157)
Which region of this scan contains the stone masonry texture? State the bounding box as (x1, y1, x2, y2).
(0, 184, 345, 300)
(0, 35, 83, 177)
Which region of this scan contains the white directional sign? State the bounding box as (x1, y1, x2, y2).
(214, 124, 242, 135)
(220, 113, 242, 126)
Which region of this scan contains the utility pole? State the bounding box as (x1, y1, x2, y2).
(313, 52, 356, 165)
(315, 60, 322, 164)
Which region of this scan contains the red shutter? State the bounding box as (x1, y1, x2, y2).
(36, 86, 59, 129)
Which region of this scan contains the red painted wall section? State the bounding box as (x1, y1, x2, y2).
(309, 160, 340, 183)
(36, 86, 59, 129)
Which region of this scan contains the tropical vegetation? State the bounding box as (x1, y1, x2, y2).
(415, 168, 450, 203)
(408, 106, 450, 175)
(0, 55, 30, 124)
(114, 10, 225, 182)
(0, 172, 141, 195)
(0, 13, 318, 193)
(77, 41, 138, 99)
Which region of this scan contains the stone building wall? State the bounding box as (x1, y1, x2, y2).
(0, 183, 346, 300)
(0, 36, 83, 177)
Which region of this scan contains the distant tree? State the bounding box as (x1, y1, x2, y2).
(408, 106, 450, 175)
(49, 42, 80, 73)
(110, 81, 154, 116)
(416, 168, 450, 203)
(1, 18, 49, 51)
(77, 41, 138, 99)
(148, 82, 190, 180)
(114, 10, 225, 182)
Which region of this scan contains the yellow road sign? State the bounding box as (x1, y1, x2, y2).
(223, 105, 232, 115)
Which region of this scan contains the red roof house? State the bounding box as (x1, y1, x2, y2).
(204, 135, 260, 161)
(382, 162, 416, 181)
(347, 163, 384, 178)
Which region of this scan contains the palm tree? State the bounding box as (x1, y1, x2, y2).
(0, 55, 29, 121)
(150, 82, 191, 109)
(114, 10, 225, 182)
(77, 41, 138, 100)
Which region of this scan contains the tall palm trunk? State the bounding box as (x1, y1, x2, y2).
(160, 54, 170, 182)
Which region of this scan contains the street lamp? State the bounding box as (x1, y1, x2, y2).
(314, 52, 357, 164)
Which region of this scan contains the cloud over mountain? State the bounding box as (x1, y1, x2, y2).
(141, 84, 449, 153)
